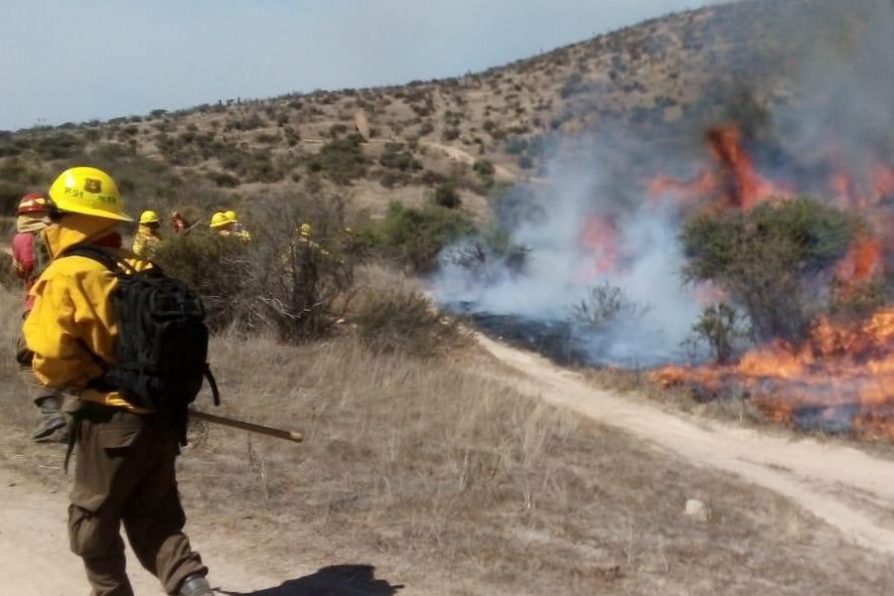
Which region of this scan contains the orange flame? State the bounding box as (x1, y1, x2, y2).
(576, 216, 622, 282)
(654, 310, 894, 440)
(643, 123, 894, 441)
(649, 124, 786, 212)
(836, 237, 883, 290)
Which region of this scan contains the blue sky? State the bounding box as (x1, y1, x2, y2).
(0, 0, 715, 130)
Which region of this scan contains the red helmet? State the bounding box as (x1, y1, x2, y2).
(18, 192, 49, 215)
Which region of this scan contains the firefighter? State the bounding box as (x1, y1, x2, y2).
(132, 210, 163, 258)
(210, 210, 250, 241)
(209, 211, 230, 234)
(225, 209, 252, 241)
(23, 167, 213, 596)
(296, 222, 319, 248)
(11, 192, 67, 442)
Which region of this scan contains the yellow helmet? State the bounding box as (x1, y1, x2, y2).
(48, 166, 132, 222)
(224, 209, 238, 223)
(210, 212, 229, 228)
(298, 223, 313, 238)
(139, 210, 160, 225)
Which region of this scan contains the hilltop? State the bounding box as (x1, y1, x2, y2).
(0, 0, 873, 227)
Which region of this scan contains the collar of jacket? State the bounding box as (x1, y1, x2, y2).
(43, 214, 122, 259)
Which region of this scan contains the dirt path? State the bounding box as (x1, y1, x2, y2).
(419, 141, 517, 181)
(478, 334, 894, 556)
(0, 469, 286, 595)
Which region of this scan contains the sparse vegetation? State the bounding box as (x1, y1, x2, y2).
(573, 282, 651, 329)
(307, 134, 368, 184)
(354, 282, 464, 357)
(686, 302, 752, 364)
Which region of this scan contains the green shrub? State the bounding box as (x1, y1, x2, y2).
(209, 171, 240, 188)
(830, 276, 891, 323)
(369, 202, 475, 273)
(682, 198, 856, 341)
(442, 128, 461, 142)
(473, 160, 496, 178)
(380, 143, 422, 172)
(418, 121, 435, 137)
(433, 182, 461, 209)
(308, 134, 368, 184)
(153, 232, 252, 331)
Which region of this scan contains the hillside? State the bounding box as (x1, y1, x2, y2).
(6, 2, 894, 593)
(0, 0, 874, 227)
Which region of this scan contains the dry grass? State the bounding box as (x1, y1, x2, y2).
(349, 265, 467, 357)
(1, 285, 893, 594)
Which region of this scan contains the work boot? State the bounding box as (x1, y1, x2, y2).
(32, 396, 67, 442)
(178, 574, 214, 596)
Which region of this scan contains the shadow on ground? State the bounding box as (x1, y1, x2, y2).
(219, 564, 403, 596)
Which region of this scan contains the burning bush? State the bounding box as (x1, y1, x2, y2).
(682, 198, 857, 342)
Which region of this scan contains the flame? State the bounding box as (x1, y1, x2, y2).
(654, 310, 894, 440)
(649, 124, 787, 212)
(642, 120, 894, 440)
(829, 160, 894, 209)
(577, 216, 622, 281)
(836, 236, 883, 290)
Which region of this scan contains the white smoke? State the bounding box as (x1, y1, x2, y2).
(434, 0, 894, 369)
(434, 144, 703, 368)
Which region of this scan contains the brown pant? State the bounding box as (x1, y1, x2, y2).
(68, 405, 206, 596)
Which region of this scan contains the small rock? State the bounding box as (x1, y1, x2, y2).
(684, 498, 710, 522)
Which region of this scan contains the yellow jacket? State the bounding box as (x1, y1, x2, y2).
(24, 214, 151, 412)
(219, 228, 252, 242)
(132, 225, 162, 258)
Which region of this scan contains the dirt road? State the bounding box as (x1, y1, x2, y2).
(0, 470, 285, 594)
(419, 141, 517, 181)
(478, 335, 894, 556)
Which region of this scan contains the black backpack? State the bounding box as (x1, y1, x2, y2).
(63, 245, 220, 444)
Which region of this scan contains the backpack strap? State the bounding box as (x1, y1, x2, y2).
(60, 243, 222, 412)
(59, 244, 142, 277)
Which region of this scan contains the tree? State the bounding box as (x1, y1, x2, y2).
(682, 198, 856, 342)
